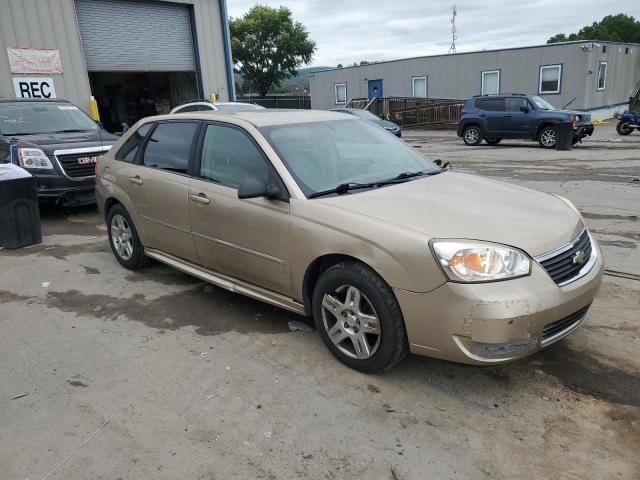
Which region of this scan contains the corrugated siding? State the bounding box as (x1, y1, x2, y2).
(75, 0, 196, 71)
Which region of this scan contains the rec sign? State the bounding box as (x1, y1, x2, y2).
(12, 77, 57, 99)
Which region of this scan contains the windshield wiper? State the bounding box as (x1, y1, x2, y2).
(54, 129, 93, 133)
(308, 171, 440, 199)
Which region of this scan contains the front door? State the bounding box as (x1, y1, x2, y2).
(503, 97, 535, 137)
(126, 121, 200, 263)
(189, 122, 291, 295)
(368, 79, 383, 100)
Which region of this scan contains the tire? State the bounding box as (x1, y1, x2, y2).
(462, 125, 483, 146)
(312, 261, 409, 373)
(484, 138, 502, 145)
(538, 126, 557, 148)
(106, 204, 148, 270)
(616, 121, 633, 135)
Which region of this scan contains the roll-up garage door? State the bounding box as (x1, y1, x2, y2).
(75, 0, 196, 71)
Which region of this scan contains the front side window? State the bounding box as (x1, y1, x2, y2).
(199, 124, 269, 189)
(539, 65, 562, 94)
(335, 83, 347, 104)
(0, 102, 99, 136)
(412, 76, 427, 98)
(481, 70, 500, 95)
(597, 62, 607, 90)
(115, 123, 153, 163)
(475, 97, 505, 111)
(505, 97, 530, 112)
(142, 122, 198, 173)
(530, 96, 556, 110)
(260, 119, 440, 197)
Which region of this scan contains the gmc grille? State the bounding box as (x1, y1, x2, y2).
(56, 152, 100, 178)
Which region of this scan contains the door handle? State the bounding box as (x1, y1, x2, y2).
(479, 113, 487, 118)
(128, 175, 143, 185)
(504, 114, 513, 118)
(190, 193, 210, 205)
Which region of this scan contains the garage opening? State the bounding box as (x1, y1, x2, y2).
(75, 0, 202, 132)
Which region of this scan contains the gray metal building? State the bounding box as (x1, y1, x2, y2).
(0, 0, 234, 130)
(310, 41, 640, 120)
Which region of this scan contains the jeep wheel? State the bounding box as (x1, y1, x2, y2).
(312, 262, 408, 373)
(462, 126, 482, 146)
(107, 204, 148, 270)
(538, 126, 557, 148)
(485, 138, 502, 145)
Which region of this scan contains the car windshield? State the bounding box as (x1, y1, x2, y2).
(530, 96, 556, 110)
(0, 102, 99, 136)
(260, 119, 440, 197)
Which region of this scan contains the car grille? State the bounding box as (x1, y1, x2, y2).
(56, 152, 100, 178)
(542, 304, 590, 342)
(538, 230, 593, 285)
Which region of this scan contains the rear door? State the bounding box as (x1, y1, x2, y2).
(126, 121, 200, 263)
(189, 122, 292, 295)
(475, 97, 506, 136)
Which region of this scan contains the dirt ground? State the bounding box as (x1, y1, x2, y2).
(1, 122, 638, 480)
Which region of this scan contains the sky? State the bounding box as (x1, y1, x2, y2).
(226, 1, 638, 67)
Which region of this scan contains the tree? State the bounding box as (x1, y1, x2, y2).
(230, 5, 316, 96)
(547, 14, 640, 44)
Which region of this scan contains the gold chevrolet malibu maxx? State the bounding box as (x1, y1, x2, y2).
(96, 110, 604, 372)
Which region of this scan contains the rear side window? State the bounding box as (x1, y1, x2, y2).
(142, 122, 199, 173)
(115, 123, 153, 163)
(475, 98, 505, 111)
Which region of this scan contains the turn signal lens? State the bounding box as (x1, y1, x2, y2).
(432, 241, 531, 282)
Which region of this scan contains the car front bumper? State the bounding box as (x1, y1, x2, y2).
(575, 124, 594, 138)
(34, 172, 96, 206)
(395, 241, 604, 365)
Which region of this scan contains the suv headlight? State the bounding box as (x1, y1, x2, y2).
(431, 240, 530, 282)
(18, 148, 53, 169)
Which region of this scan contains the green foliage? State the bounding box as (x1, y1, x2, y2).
(230, 5, 316, 96)
(547, 14, 640, 44)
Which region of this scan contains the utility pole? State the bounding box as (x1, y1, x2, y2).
(448, 5, 457, 54)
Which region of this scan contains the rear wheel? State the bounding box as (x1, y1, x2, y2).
(312, 262, 408, 373)
(484, 138, 502, 145)
(462, 125, 482, 146)
(538, 126, 557, 148)
(107, 204, 148, 270)
(616, 121, 633, 135)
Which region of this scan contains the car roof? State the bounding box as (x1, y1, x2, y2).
(471, 93, 530, 98)
(150, 109, 352, 127)
(0, 98, 70, 104)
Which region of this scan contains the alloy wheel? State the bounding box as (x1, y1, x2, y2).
(111, 214, 134, 260)
(464, 128, 480, 144)
(540, 128, 556, 147)
(321, 285, 382, 360)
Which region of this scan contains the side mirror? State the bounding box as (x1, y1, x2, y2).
(238, 177, 282, 200)
(520, 106, 530, 113)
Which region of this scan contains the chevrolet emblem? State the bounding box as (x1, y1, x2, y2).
(572, 250, 586, 265)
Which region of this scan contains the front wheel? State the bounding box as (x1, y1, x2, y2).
(462, 125, 483, 146)
(312, 262, 408, 373)
(538, 126, 557, 148)
(107, 204, 149, 270)
(484, 138, 502, 145)
(616, 121, 633, 135)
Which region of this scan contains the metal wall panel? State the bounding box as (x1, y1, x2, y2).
(75, 0, 196, 72)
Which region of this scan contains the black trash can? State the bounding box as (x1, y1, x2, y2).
(555, 122, 574, 151)
(0, 164, 42, 249)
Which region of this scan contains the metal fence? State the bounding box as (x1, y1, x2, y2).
(236, 95, 311, 109)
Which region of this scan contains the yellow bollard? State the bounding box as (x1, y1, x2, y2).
(209, 93, 217, 103)
(89, 96, 100, 121)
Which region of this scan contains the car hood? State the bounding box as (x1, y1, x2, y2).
(378, 119, 400, 130)
(9, 130, 118, 154)
(316, 172, 583, 257)
(552, 109, 592, 123)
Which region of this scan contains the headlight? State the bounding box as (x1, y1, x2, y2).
(18, 148, 53, 169)
(431, 241, 530, 282)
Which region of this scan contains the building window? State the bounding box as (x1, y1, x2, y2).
(335, 83, 347, 104)
(539, 65, 562, 94)
(597, 61, 607, 91)
(481, 70, 500, 95)
(412, 76, 427, 98)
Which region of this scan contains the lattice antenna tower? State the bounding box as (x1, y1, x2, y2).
(448, 5, 457, 54)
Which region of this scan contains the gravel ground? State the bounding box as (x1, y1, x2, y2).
(1, 122, 638, 480)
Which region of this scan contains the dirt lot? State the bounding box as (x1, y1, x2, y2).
(1, 122, 638, 479)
